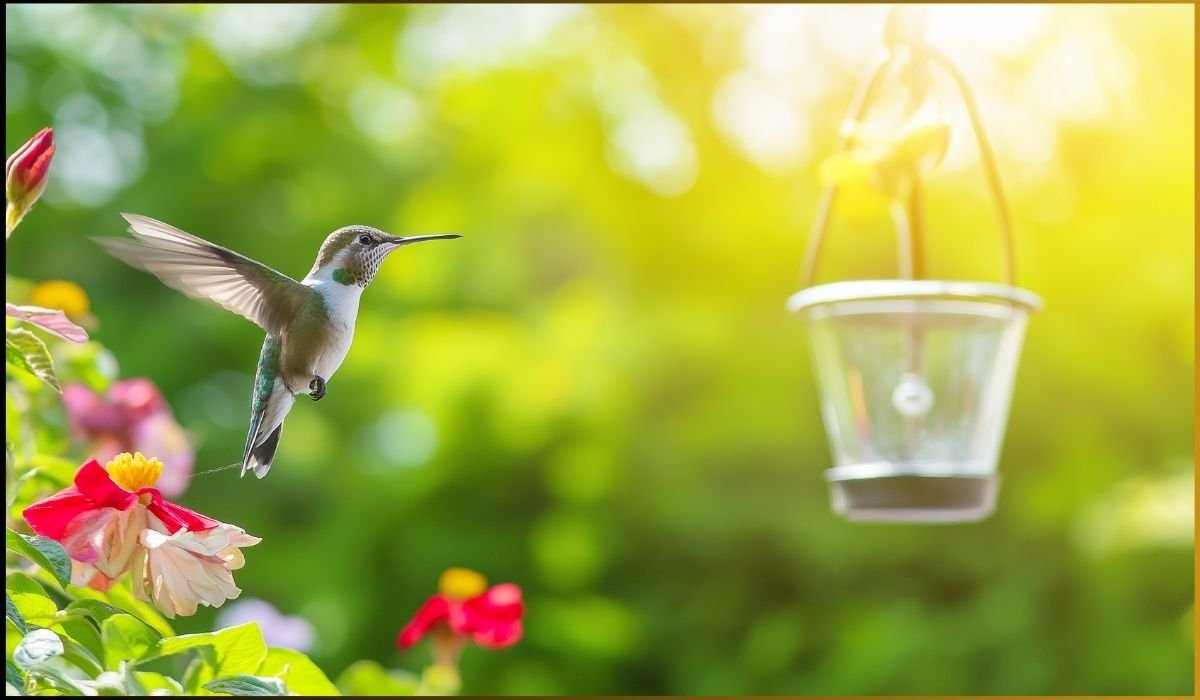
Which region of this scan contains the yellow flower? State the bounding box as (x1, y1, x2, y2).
(29, 280, 91, 320)
(439, 567, 487, 600)
(106, 452, 163, 492)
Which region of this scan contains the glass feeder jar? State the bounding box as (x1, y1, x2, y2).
(792, 19, 1042, 522)
(789, 281, 1041, 522)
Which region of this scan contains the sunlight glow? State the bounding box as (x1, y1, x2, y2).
(712, 71, 810, 174)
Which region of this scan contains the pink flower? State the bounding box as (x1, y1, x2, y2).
(397, 568, 524, 665)
(62, 378, 194, 497)
(22, 454, 258, 618)
(5, 127, 54, 236)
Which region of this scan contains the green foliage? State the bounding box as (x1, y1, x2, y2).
(203, 674, 288, 696)
(100, 614, 160, 670)
(336, 660, 421, 696)
(258, 647, 341, 696)
(5, 328, 59, 393)
(6, 573, 56, 622)
(6, 528, 72, 588)
(3, 558, 346, 696)
(7, 593, 28, 633)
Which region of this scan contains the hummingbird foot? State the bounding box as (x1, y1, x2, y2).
(309, 375, 327, 401)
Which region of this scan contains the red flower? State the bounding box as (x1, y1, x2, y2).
(397, 568, 524, 662)
(23, 457, 216, 541)
(5, 127, 54, 236)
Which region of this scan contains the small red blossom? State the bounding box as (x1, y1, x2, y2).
(397, 568, 524, 661)
(5, 127, 55, 236)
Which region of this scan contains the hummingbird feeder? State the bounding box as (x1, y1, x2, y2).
(791, 13, 1042, 523)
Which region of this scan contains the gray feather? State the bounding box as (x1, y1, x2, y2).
(94, 214, 311, 335)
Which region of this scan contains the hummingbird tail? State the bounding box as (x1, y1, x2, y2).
(242, 424, 283, 479)
(241, 362, 294, 479)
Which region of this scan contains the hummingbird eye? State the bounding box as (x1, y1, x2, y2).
(358, 234, 373, 246)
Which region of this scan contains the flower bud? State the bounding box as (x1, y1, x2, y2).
(5, 127, 55, 236)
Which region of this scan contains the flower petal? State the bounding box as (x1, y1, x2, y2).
(71, 562, 114, 591)
(142, 490, 220, 534)
(109, 379, 165, 424)
(62, 383, 120, 436)
(60, 505, 148, 579)
(22, 487, 95, 540)
(396, 595, 452, 648)
(131, 412, 194, 499)
(74, 459, 138, 509)
(459, 583, 524, 648)
(5, 304, 88, 343)
(472, 619, 523, 648)
(22, 460, 136, 539)
(134, 523, 257, 619)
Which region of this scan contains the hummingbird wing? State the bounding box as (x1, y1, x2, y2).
(93, 214, 311, 335)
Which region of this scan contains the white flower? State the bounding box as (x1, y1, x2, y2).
(132, 519, 261, 618)
(60, 505, 148, 580)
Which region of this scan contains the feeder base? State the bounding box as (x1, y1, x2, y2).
(825, 470, 998, 523)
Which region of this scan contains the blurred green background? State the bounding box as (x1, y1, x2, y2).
(5, 3, 1193, 695)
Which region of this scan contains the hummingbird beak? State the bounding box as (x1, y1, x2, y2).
(386, 233, 461, 248)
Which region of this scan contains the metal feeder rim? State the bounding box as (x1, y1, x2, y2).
(787, 279, 1043, 315)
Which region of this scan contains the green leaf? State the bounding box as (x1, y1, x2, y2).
(54, 632, 104, 677)
(211, 623, 269, 677)
(258, 647, 340, 696)
(6, 592, 27, 633)
(101, 614, 161, 670)
(182, 652, 215, 695)
(86, 670, 128, 696)
(21, 455, 82, 490)
(145, 622, 267, 677)
(204, 674, 288, 696)
(133, 671, 184, 695)
(5, 327, 61, 393)
(57, 618, 104, 669)
(147, 631, 218, 660)
(6, 573, 57, 622)
(64, 600, 126, 626)
(336, 660, 420, 696)
(12, 628, 64, 670)
(71, 581, 175, 637)
(25, 665, 93, 696)
(6, 528, 72, 587)
(5, 662, 22, 693)
(419, 664, 461, 696)
(114, 662, 149, 696)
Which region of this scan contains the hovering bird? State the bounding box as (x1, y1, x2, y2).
(96, 214, 460, 478)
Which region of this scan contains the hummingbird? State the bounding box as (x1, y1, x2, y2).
(95, 214, 460, 478)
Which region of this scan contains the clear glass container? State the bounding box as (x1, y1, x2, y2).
(789, 280, 1041, 522)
